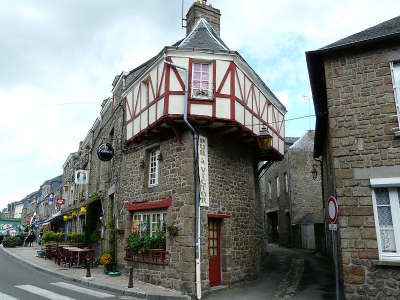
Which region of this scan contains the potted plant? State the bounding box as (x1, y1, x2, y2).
(100, 250, 113, 274)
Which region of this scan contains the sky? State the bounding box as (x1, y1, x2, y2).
(0, 0, 399, 210)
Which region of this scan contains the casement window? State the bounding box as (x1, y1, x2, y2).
(148, 148, 160, 187)
(390, 62, 400, 126)
(285, 173, 289, 193)
(142, 79, 150, 105)
(133, 212, 167, 236)
(268, 181, 272, 200)
(276, 176, 280, 198)
(192, 62, 212, 99)
(371, 178, 400, 261)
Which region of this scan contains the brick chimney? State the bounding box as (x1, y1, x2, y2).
(186, 0, 221, 36)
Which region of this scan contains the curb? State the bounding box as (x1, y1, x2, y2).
(0, 245, 190, 300)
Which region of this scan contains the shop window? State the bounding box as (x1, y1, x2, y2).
(192, 62, 212, 99)
(148, 148, 160, 187)
(371, 178, 400, 261)
(132, 212, 166, 236)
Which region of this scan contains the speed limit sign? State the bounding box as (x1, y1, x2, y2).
(328, 196, 338, 224)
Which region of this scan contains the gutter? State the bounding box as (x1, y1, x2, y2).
(163, 57, 202, 300)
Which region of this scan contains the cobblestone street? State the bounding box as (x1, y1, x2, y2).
(205, 244, 335, 300)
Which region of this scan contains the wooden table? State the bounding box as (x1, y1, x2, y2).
(61, 247, 94, 268)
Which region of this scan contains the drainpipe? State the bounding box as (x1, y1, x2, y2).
(164, 56, 202, 299)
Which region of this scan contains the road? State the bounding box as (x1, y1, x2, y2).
(205, 244, 336, 300)
(0, 247, 137, 300)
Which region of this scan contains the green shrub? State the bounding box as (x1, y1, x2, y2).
(3, 236, 20, 248)
(42, 231, 64, 244)
(126, 234, 142, 252)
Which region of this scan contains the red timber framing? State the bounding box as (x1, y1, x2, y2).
(123, 55, 285, 158)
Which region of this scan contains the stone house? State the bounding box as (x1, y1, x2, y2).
(306, 16, 400, 299)
(111, 1, 286, 297)
(262, 131, 324, 250)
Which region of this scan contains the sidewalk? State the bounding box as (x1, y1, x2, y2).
(0, 244, 190, 300)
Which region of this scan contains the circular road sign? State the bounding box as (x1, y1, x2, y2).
(328, 196, 338, 224)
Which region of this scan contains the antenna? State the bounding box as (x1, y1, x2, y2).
(181, 0, 187, 29)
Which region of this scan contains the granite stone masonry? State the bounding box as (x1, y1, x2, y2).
(307, 15, 400, 299)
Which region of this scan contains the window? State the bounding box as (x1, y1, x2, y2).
(192, 62, 212, 99)
(133, 212, 167, 236)
(268, 181, 272, 200)
(142, 79, 150, 105)
(372, 182, 400, 261)
(285, 173, 289, 193)
(148, 148, 160, 187)
(390, 62, 400, 126)
(276, 176, 280, 198)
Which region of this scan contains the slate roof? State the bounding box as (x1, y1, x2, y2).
(284, 137, 299, 152)
(290, 130, 314, 151)
(119, 18, 285, 114)
(320, 15, 400, 51)
(306, 15, 400, 157)
(178, 18, 229, 51)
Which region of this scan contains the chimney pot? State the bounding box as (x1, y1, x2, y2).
(186, 1, 221, 36)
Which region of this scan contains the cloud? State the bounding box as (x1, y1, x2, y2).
(275, 91, 290, 109)
(0, 0, 399, 209)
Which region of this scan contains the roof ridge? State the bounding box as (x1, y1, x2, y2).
(178, 17, 229, 50)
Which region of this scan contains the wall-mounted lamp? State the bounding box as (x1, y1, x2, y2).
(257, 126, 273, 151)
(311, 165, 318, 179)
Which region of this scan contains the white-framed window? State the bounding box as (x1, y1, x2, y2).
(192, 62, 212, 99)
(133, 211, 167, 236)
(141, 79, 150, 105)
(148, 148, 160, 187)
(276, 176, 280, 198)
(390, 62, 400, 126)
(371, 177, 400, 261)
(285, 173, 289, 193)
(268, 181, 272, 200)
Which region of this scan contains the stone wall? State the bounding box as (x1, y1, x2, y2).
(119, 130, 264, 296)
(323, 44, 400, 298)
(205, 135, 263, 287)
(262, 158, 291, 246)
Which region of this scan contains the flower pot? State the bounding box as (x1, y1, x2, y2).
(104, 264, 115, 274)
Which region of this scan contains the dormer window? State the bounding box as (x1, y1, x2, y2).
(192, 62, 212, 99)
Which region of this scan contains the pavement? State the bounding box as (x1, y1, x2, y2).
(204, 244, 336, 300)
(0, 244, 189, 300)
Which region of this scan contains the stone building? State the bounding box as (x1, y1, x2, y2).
(109, 1, 286, 297)
(307, 16, 400, 299)
(262, 131, 324, 250)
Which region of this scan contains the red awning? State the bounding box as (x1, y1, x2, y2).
(124, 196, 172, 212)
(208, 213, 230, 219)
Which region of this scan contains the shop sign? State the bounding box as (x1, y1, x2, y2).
(198, 135, 209, 207)
(75, 170, 89, 185)
(97, 143, 114, 161)
(49, 193, 54, 205)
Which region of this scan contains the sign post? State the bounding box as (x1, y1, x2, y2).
(328, 196, 339, 300)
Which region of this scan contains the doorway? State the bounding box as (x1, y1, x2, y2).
(208, 219, 221, 287)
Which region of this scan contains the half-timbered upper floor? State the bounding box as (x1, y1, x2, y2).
(115, 17, 286, 160)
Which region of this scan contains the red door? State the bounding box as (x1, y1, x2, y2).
(208, 219, 221, 287)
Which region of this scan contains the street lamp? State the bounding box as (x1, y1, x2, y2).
(258, 126, 273, 151)
(311, 165, 318, 179)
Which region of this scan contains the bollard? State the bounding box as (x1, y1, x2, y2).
(86, 257, 91, 278)
(128, 267, 133, 288)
